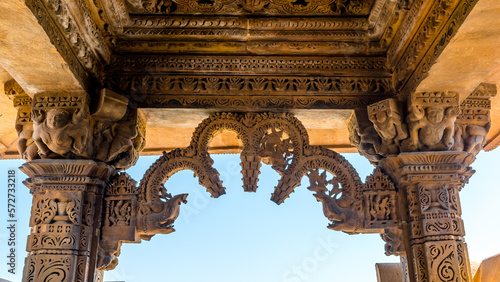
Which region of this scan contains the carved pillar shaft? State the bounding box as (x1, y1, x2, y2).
(20, 160, 114, 282)
(380, 152, 474, 282)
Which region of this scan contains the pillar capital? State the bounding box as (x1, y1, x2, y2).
(380, 151, 475, 185)
(21, 159, 115, 190)
(378, 151, 475, 281)
(347, 84, 497, 281)
(350, 83, 497, 165)
(19, 88, 146, 170)
(20, 159, 115, 282)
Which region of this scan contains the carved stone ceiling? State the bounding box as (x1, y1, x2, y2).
(22, 0, 483, 110)
(3, 0, 475, 111)
(3, 0, 498, 158)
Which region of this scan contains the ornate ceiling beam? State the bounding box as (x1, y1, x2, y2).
(391, 0, 480, 99)
(18, 0, 480, 111)
(24, 0, 110, 92)
(0, 0, 83, 95)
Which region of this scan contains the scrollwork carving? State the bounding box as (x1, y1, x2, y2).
(33, 198, 58, 225)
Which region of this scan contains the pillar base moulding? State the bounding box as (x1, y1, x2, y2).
(20, 159, 114, 282)
(380, 151, 474, 282)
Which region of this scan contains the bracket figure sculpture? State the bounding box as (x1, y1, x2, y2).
(5, 80, 39, 161)
(10, 87, 146, 170)
(98, 173, 188, 270)
(16, 88, 149, 282)
(367, 99, 407, 155)
(454, 83, 497, 155)
(32, 106, 92, 158)
(352, 84, 498, 282)
(403, 92, 459, 151)
(307, 169, 360, 233)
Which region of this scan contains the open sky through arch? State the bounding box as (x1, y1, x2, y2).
(1, 151, 500, 282)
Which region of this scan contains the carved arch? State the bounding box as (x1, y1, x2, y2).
(138, 112, 398, 236)
(100, 112, 402, 271)
(139, 111, 314, 207)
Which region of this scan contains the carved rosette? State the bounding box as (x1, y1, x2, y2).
(20, 159, 114, 282)
(380, 152, 475, 281)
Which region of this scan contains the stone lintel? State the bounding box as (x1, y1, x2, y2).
(0, 0, 83, 97)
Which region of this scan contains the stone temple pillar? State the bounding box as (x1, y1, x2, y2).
(381, 152, 474, 281)
(20, 160, 114, 281)
(11, 86, 146, 281)
(352, 84, 497, 281)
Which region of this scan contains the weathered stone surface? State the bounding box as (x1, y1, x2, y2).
(375, 263, 403, 282)
(0, 0, 83, 95)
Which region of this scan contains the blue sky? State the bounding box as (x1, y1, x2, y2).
(1, 150, 500, 282)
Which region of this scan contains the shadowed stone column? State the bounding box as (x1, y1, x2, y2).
(351, 83, 497, 282)
(380, 152, 474, 281)
(16, 88, 146, 281)
(20, 160, 114, 281)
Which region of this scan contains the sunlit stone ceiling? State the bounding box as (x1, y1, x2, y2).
(3, 0, 497, 158)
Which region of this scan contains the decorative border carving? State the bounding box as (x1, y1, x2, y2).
(141, 95, 390, 110)
(396, 0, 480, 98)
(108, 75, 395, 109)
(24, 0, 98, 92)
(108, 55, 389, 74)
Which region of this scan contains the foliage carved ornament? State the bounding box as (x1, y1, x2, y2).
(137, 112, 399, 241)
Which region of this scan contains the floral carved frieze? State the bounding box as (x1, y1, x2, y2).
(109, 75, 394, 109)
